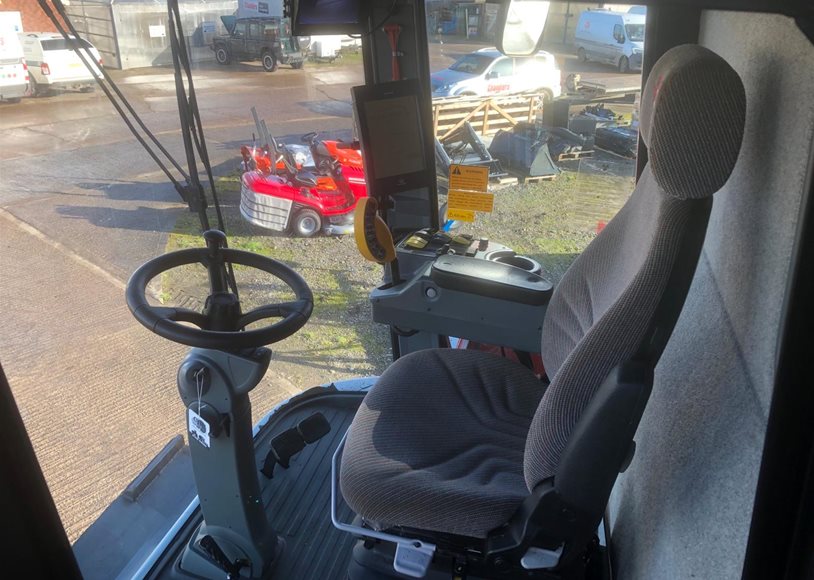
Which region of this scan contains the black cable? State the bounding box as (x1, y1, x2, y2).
(167, 2, 226, 234)
(40, 0, 190, 184)
(166, 5, 210, 232)
(348, 0, 398, 39)
(167, 0, 238, 297)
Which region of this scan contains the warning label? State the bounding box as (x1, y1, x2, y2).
(448, 189, 494, 213)
(446, 208, 476, 222)
(449, 164, 489, 193)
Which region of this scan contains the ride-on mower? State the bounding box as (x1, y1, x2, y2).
(239, 112, 367, 237)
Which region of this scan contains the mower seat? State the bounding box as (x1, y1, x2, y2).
(339, 45, 746, 568)
(294, 171, 319, 189)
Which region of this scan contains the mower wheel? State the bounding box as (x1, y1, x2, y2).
(292, 208, 321, 237)
(262, 51, 278, 72)
(215, 46, 231, 65)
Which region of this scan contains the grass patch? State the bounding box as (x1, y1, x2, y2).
(161, 159, 634, 384)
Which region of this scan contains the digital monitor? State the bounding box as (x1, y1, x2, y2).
(352, 79, 436, 199)
(293, 0, 363, 35)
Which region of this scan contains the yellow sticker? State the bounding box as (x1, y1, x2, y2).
(448, 189, 494, 213)
(449, 164, 489, 193)
(446, 208, 476, 222)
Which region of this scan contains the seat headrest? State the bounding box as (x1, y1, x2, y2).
(640, 45, 746, 200)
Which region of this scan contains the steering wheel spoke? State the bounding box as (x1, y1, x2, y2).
(153, 306, 209, 328)
(239, 300, 308, 327)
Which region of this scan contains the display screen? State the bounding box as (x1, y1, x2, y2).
(295, 0, 362, 33)
(364, 95, 425, 179)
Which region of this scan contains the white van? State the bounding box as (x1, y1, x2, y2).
(19, 32, 102, 97)
(574, 10, 645, 73)
(0, 12, 28, 103)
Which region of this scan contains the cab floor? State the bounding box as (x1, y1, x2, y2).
(155, 387, 365, 579)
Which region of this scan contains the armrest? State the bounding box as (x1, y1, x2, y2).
(430, 255, 553, 306)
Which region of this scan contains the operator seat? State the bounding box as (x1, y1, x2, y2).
(340, 45, 746, 556)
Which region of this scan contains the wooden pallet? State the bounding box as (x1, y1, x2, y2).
(507, 170, 557, 184)
(557, 150, 594, 162)
(491, 175, 519, 186)
(432, 93, 546, 140)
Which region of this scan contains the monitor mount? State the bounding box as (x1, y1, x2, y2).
(126, 230, 314, 578)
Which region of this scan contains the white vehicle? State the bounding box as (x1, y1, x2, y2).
(0, 12, 28, 103)
(19, 32, 102, 97)
(431, 48, 561, 101)
(574, 10, 645, 73)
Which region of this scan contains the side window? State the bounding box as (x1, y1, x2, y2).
(613, 23, 625, 42)
(234, 22, 247, 37)
(490, 57, 513, 78)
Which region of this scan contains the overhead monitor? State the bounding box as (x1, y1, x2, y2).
(352, 79, 436, 200)
(293, 0, 364, 35)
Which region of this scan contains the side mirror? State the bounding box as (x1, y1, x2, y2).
(617, 36, 626, 44)
(497, 0, 550, 56)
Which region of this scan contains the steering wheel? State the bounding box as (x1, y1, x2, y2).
(126, 230, 313, 350)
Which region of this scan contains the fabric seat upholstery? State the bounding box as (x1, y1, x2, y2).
(341, 349, 544, 538)
(341, 45, 746, 540)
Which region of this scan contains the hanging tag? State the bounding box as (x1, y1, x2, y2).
(188, 407, 211, 448)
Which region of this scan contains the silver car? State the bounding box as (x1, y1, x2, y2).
(431, 48, 562, 100)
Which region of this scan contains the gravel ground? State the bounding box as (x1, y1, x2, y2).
(162, 154, 635, 383)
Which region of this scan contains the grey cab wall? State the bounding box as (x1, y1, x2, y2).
(608, 10, 814, 580)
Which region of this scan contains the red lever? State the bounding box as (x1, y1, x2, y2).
(383, 24, 402, 81)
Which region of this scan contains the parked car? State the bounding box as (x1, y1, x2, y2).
(0, 12, 29, 103)
(19, 32, 102, 97)
(213, 17, 304, 72)
(574, 9, 645, 73)
(431, 48, 562, 100)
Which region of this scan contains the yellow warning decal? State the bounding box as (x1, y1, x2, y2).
(449, 164, 489, 193)
(448, 189, 494, 213)
(446, 208, 476, 222)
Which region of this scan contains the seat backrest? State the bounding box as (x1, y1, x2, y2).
(524, 45, 746, 489)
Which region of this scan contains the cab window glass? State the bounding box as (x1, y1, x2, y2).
(234, 21, 247, 36)
(613, 23, 625, 41)
(428, 1, 645, 284)
(42, 38, 93, 51)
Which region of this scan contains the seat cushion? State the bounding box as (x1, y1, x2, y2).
(340, 349, 544, 538)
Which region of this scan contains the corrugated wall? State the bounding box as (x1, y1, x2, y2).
(63, 0, 236, 70)
(608, 11, 814, 579)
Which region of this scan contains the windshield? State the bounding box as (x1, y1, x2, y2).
(449, 54, 492, 75)
(625, 23, 645, 42)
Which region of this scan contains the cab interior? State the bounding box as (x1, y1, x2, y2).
(1, 1, 813, 579)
